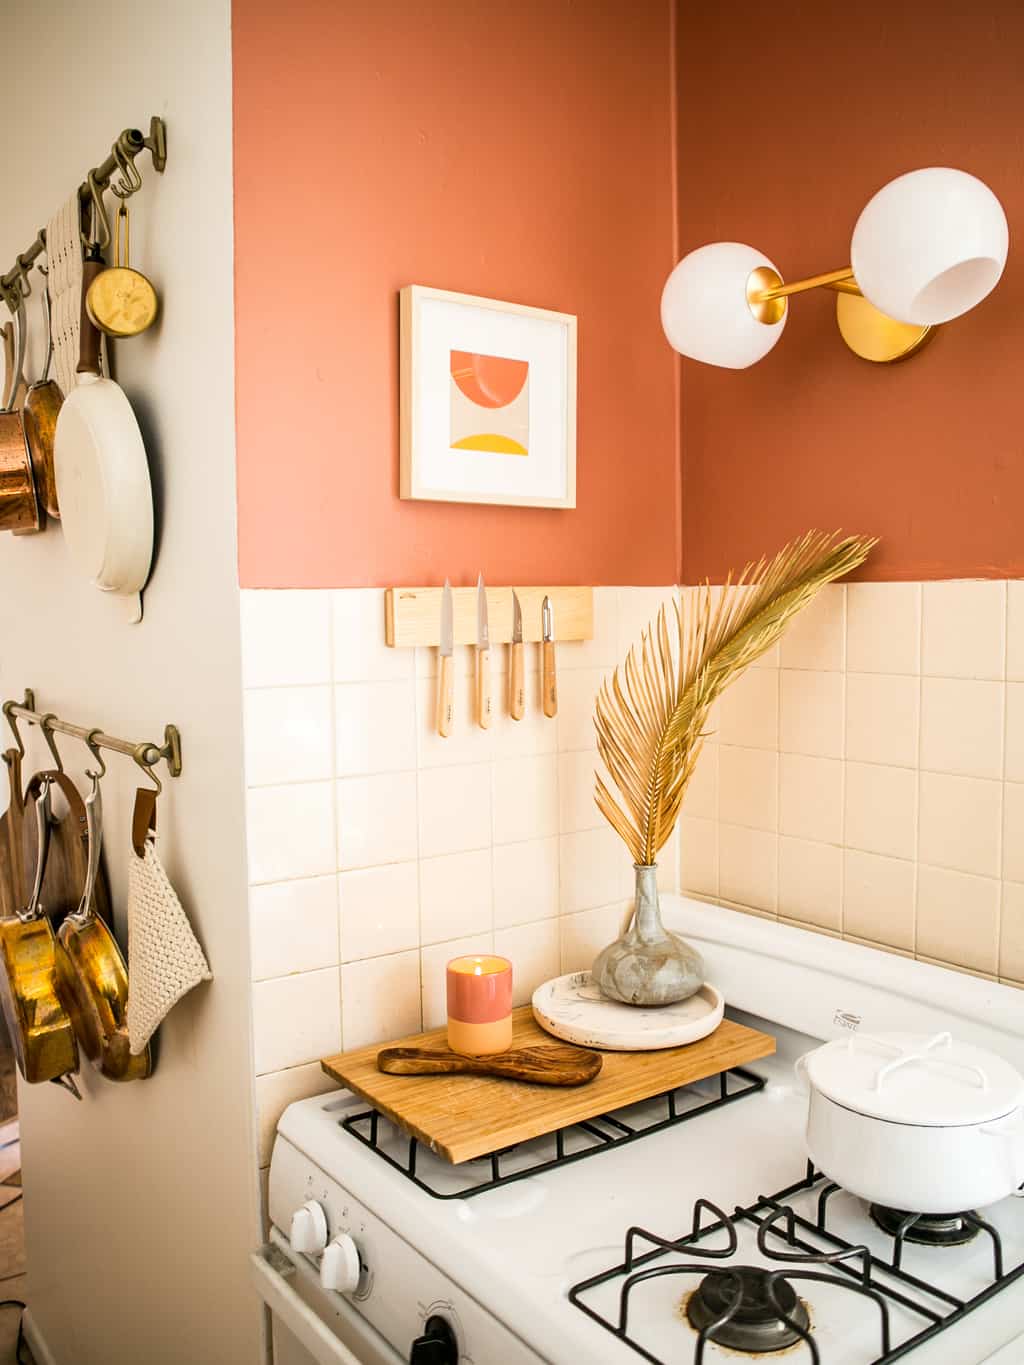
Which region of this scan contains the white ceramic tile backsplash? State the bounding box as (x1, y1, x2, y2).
(243, 578, 1024, 1125)
(241, 586, 688, 1119)
(676, 577, 1023, 987)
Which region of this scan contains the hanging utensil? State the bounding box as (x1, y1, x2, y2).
(0, 777, 79, 1084)
(476, 573, 491, 730)
(21, 768, 112, 930)
(22, 271, 63, 520)
(542, 595, 558, 718)
(53, 245, 154, 607)
(85, 197, 158, 339)
(126, 780, 210, 1056)
(0, 306, 42, 535)
(0, 750, 26, 918)
(55, 771, 150, 1081)
(509, 590, 525, 721)
(436, 579, 454, 737)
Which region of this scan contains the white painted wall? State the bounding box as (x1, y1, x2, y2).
(0, 3, 262, 1362)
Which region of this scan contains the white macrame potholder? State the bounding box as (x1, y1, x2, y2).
(127, 829, 212, 1055)
(45, 190, 84, 400)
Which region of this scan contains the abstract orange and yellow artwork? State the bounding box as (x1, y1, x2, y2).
(449, 351, 530, 456)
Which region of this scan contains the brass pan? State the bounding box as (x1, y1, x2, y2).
(0, 777, 79, 1084)
(55, 773, 150, 1081)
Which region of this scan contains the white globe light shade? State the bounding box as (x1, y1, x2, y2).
(851, 168, 1008, 326)
(660, 242, 787, 369)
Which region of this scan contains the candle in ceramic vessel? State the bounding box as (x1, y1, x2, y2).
(446, 955, 513, 1056)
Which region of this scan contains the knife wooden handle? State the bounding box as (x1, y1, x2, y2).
(437, 653, 454, 737)
(509, 642, 525, 720)
(476, 647, 492, 729)
(542, 641, 557, 718)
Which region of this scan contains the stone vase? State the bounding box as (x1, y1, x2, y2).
(592, 864, 705, 1006)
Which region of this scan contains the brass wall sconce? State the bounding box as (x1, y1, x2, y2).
(661, 168, 1009, 368)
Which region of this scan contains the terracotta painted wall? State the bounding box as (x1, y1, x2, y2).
(677, 0, 1024, 584)
(233, 0, 680, 588)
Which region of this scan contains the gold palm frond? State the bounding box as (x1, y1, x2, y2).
(595, 530, 876, 868)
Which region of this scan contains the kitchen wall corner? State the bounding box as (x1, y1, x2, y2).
(241, 585, 684, 1167)
(680, 580, 1024, 992)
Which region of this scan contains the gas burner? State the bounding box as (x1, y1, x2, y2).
(686, 1265, 809, 1354)
(870, 1203, 980, 1246)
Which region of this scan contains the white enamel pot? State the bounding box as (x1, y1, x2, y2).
(798, 1031, 1024, 1213)
(53, 255, 153, 599)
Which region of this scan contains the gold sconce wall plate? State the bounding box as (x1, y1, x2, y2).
(835, 292, 933, 364)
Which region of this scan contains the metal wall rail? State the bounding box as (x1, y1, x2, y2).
(2, 688, 181, 784)
(0, 117, 167, 314)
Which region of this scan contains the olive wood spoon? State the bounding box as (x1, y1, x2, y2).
(377, 1044, 602, 1087)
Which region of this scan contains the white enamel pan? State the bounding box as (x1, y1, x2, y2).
(54, 255, 153, 606)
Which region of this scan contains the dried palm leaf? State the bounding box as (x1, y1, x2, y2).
(595, 531, 876, 874)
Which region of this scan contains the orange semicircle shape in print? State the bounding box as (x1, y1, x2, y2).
(450, 351, 529, 408)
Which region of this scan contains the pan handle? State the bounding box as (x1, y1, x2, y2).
(20, 775, 52, 923)
(71, 773, 103, 925)
(77, 258, 105, 379)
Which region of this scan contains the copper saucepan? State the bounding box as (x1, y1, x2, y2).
(0, 304, 42, 534)
(22, 275, 62, 520)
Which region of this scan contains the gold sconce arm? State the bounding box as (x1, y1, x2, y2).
(749, 266, 859, 305)
(745, 263, 931, 364)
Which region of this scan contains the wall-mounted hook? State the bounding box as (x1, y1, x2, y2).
(39, 713, 65, 772)
(132, 740, 162, 796)
(85, 170, 111, 252)
(84, 728, 107, 781)
(2, 697, 26, 759)
(111, 141, 143, 201)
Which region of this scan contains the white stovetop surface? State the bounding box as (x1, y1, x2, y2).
(274, 905, 1024, 1364)
(276, 1019, 1024, 1365)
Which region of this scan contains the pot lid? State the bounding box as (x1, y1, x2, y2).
(804, 1031, 1024, 1127)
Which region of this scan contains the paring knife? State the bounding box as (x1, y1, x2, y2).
(436, 578, 454, 737)
(542, 595, 558, 718)
(509, 590, 525, 721)
(476, 573, 492, 729)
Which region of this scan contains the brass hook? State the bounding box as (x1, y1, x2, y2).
(132, 741, 162, 796)
(111, 142, 142, 200)
(2, 701, 25, 760)
(85, 171, 111, 251)
(84, 728, 107, 781)
(39, 714, 64, 772)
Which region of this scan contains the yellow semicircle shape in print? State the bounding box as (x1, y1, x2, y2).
(451, 434, 528, 455)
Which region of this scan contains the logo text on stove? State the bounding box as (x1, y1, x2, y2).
(833, 1010, 861, 1030)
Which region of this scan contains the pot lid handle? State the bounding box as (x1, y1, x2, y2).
(873, 1032, 989, 1093)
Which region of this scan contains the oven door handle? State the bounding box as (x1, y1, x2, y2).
(250, 1240, 365, 1365)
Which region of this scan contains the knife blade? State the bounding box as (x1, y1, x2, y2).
(509, 590, 525, 721)
(476, 573, 492, 729)
(542, 595, 558, 718)
(436, 578, 454, 737)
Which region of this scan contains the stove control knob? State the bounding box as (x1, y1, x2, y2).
(289, 1200, 328, 1256)
(319, 1233, 361, 1293)
(410, 1315, 458, 1365)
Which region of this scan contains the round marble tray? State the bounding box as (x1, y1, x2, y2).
(531, 973, 724, 1052)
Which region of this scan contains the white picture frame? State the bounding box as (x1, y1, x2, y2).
(400, 285, 577, 508)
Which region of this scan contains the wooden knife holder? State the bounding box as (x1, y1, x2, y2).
(385, 585, 593, 648)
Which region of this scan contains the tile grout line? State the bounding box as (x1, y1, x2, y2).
(997, 583, 1009, 979)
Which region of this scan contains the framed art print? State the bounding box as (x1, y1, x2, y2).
(400, 285, 577, 508)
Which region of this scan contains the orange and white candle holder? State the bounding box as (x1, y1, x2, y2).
(446, 955, 513, 1056)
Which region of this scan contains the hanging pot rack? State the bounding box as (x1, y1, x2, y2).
(0, 116, 167, 315)
(1, 689, 181, 784)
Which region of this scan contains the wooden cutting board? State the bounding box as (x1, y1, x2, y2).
(322, 1006, 775, 1164)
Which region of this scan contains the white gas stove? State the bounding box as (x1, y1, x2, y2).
(252, 898, 1024, 1365)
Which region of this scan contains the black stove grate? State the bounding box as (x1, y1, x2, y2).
(568, 1160, 1024, 1364)
(339, 1065, 765, 1200)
